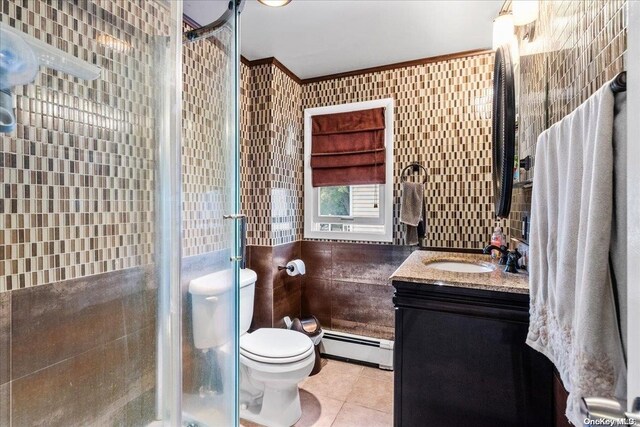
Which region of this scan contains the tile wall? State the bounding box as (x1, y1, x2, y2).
(0, 2, 242, 425)
(509, 0, 627, 240)
(241, 63, 303, 247)
(242, 53, 502, 335)
(302, 53, 500, 248)
(0, 1, 174, 424)
(300, 241, 413, 340)
(0, 0, 171, 292)
(0, 5, 238, 292)
(182, 22, 235, 257)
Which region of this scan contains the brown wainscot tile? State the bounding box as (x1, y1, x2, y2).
(247, 246, 274, 289)
(11, 267, 149, 380)
(331, 280, 395, 328)
(0, 381, 9, 427)
(0, 292, 10, 386)
(272, 276, 302, 328)
(330, 318, 395, 342)
(300, 240, 333, 279)
(301, 276, 331, 328)
(11, 326, 155, 427)
(251, 285, 274, 330)
(332, 243, 412, 285)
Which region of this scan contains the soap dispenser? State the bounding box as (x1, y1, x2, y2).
(490, 226, 506, 258)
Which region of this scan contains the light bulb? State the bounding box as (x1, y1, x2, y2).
(492, 13, 515, 50)
(257, 0, 292, 7)
(512, 1, 538, 26)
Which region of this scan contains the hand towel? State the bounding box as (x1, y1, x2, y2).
(526, 83, 627, 426)
(400, 181, 424, 245)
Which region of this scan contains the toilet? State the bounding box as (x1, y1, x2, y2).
(189, 268, 315, 427)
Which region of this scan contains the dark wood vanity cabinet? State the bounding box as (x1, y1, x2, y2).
(392, 281, 553, 427)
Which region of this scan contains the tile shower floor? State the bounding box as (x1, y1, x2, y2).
(241, 358, 393, 427)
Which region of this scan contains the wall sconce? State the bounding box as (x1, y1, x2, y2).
(257, 0, 292, 6)
(492, 11, 520, 77)
(512, 0, 538, 41)
(492, 12, 515, 50)
(512, 1, 538, 26)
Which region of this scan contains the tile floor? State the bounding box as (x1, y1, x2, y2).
(241, 358, 393, 427)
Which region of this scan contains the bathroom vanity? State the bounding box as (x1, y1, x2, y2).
(390, 251, 553, 427)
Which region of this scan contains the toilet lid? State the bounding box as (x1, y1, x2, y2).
(240, 329, 314, 364)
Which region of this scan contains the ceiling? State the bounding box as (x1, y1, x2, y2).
(183, 0, 502, 80)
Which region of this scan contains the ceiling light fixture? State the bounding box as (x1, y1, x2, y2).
(257, 0, 292, 7)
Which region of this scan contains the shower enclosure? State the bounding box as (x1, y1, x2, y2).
(0, 0, 242, 426)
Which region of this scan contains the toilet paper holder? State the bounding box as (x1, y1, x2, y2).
(277, 259, 306, 276)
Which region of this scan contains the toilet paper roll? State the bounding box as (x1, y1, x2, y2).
(286, 259, 306, 276)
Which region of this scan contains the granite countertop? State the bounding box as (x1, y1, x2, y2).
(390, 250, 529, 294)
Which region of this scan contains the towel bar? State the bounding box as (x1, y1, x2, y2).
(610, 71, 626, 93)
(401, 162, 427, 184)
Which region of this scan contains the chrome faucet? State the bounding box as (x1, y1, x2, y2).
(483, 244, 521, 273)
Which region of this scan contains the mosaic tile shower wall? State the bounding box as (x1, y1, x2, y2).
(182, 23, 235, 257)
(0, 0, 171, 292)
(241, 63, 303, 247)
(302, 53, 501, 248)
(510, 0, 627, 240)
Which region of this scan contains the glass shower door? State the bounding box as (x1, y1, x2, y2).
(177, 1, 241, 426)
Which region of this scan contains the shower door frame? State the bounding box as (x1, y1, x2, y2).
(155, 0, 185, 425)
(156, 0, 243, 425)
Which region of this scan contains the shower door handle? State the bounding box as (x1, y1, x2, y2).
(223, 214, 247, 269)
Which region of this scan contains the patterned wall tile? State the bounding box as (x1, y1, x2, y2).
(182, 23, 235, 257)
(302, 53, 504, 248)
(270, 68, 303, 246)
(510, 0, 627, 238)
(0, 0, 171, 292)
(241, 63, 303, 247)
(242, 64, 274, 246)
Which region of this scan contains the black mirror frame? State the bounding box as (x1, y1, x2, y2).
(491, 44, 516, 219)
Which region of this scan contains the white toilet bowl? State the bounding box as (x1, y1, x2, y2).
(239, 328, 315, 427)
(189, 269, 315, 427)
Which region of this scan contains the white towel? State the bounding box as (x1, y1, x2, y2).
(526, 83, 626, 426)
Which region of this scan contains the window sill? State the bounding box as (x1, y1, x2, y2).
(304, 229, 393, 243)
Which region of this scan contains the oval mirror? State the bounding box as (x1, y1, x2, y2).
(491, 45, 516, 219)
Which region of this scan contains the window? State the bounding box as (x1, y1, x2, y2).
(304, 98, 394, 242)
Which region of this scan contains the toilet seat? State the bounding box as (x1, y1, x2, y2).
(240, 328, 314, 364)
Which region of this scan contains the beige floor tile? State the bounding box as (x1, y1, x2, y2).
(300, 365, 360, 401)
(295, 389, 344, 427)
(239, 419, 263, 427)
(319, 359, 364, 377)
(331, 403, 393, 427)
(360, 366, 394, 382)
(345, 375, 393, 413)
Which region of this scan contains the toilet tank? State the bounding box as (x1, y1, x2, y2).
(188, 268, 257, 349)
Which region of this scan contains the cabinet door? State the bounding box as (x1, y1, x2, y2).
(395, 305, 552, 427)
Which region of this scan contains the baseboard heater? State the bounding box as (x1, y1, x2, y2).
(319, 329, 394, 370)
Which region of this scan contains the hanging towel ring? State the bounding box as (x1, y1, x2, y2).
(401, 162, 427, 184)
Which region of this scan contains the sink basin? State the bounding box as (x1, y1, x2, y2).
(425, 260, 495, 273)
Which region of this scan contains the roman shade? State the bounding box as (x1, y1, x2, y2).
(310, 107, 386, 187)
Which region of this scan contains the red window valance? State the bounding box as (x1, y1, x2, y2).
(310, 107, 386, 187)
